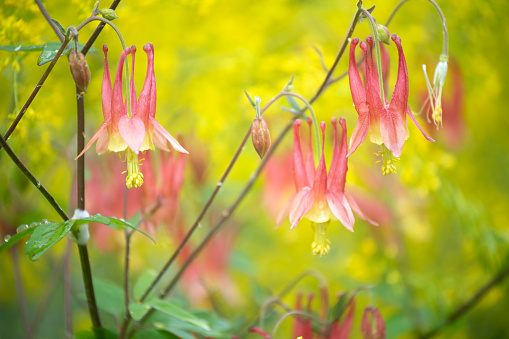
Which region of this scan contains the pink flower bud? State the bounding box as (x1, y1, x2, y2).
(361, 307, 386, 339)
(251, 117, 271, 159)
(69, 50, 91, 93)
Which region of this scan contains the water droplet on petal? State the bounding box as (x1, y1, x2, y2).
(4, 235, 11, 242)
(16, 224, 28, 233)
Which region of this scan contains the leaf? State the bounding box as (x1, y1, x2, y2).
(150, 299, 210, 331)
(24, 220, 74, 261)
(133, 270, 158, 301)
(129, 301, 151, 321)
(36, 42, 93, 66)
(328, 293, 350, 322)
(75, 328, 118, 339)
(0, 44, 49, 52)
(132, 329, 178, 339)
(108, 217, 154, 242)
(243, 90, 256, 109)
(286, 95, 301, 111)
(74, 214, 154, 242)
(0, 227, 36, 254)
(51, 19, 66, 36)
(92, 279, 126, 319)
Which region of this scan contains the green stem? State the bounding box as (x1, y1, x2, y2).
(385, 0, 448, 56)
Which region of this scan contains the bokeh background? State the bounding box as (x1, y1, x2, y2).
(1, 0, 509, 338)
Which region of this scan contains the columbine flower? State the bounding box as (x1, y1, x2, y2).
(78, 43, 188, 188)
(361, 307, 386, 339)
(277, 117, 377, 256)
(423, 54, 448, 128)
(348, 35, 434, 175)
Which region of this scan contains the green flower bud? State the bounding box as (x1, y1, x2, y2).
(96, 9, 118, 21)
(376, 24, 390, 45)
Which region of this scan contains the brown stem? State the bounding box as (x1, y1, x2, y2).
(420, 262, 509, 339)
(35, 0, 65, 42)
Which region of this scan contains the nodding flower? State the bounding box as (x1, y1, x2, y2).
(277, 118, 377, 256)
(77, 43, 188, 188)
(348, 35, 434, 175)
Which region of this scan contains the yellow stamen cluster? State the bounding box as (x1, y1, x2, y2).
(375, 144, 398, 175)
(124, 147, 144, 189)
(311, 222, 330, 256)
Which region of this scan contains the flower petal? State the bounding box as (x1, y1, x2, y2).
(305, 118, 315, 184)
(150, 118, 189, 154)
(329, 118, 348, 192)
(348, 38, 367, 111)
(381, 104, 406, 158)
(111, 47, 131, 126)
(389, 34, 409, 122)
(326, 190, 354, 232)
(292, 120, 309, 190)
(76, 120, 110, 159)
(289, 188, 314, 229)
(101, 45, 112, 120)
(347, 108, 370, 156)
(118, 115, 145, 154)
(345, 190, 378, 226)
(276, 192, 296, 228)
(130, 46, 138, 114)
(407, 107, 435, 142)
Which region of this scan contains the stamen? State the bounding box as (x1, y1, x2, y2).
(311, 222, 331, 256)
(124, 147, 144, 188)
(376, 144, 398, 175)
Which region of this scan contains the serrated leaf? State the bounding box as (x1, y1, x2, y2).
(134, 270, 158, 301)
(0, 227, 36, 254)
(51, 18, 66, 36)
(24, 220, 74, 261)
(150, 299, 210, 331)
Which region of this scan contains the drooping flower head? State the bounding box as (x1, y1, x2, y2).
(277, 117, 377, 256)
(78, 43, 188, 188)
(361, 307, 386, 339)
(348, 34, 434, 175)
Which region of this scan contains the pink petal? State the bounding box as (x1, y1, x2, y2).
(329, 118, 348, 192)
(389, 34, 409, 122)
(135, 44, 154, 122)
(150, 118, 189, 154)
(345, 190, 378, 226)
(312, 122, 328, 204)
(381, 105, 406, 158)
(76, 120, 110, 159)
(292, 120, 309, 190)
(95, 128, 109, 155)
(111, 47, 131, 126)
(118, 115, 145, 154)
(330, 299, 355, 339)
(101, 45, 112, 120)
(130, 46, 138, 114)
(289, 188, 314, 229)
(348, 38, 367, 110)
(407, 107, 435, 142)
(305, 118, 315, 184)
(326, 190, 354, 232)
(347, 109, 370, 156)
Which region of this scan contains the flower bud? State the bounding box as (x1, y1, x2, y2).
(96, 9, 118, 21)
(361, 307, 386, 339)
(376, 24, 390, 45)
(69, 50, 91, 94)
(251, 117, 271, 159)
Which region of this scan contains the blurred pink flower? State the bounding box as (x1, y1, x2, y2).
(348, 35, 434, 170)
(277, 118, 377, 256)
(361, 307, 386, 339)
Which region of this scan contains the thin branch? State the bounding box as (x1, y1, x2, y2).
(35, 0, 65, 42)
(9, 245, 30, 338)
(0, 38, 70, 150)
(420, 262, 509, 339)
(81, 0, 122, 55)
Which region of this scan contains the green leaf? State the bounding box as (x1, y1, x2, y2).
(0, 227, 36, 254)
(74, 214, 154, 242)
(51, 19, 66, 36)
(132, 329, 178, 339)
(129, 301, 151, 321)
(24, 220, 74, 260)
(328, 293, 350, 322)
(134, 270, 158, 301)
(75, 328, 118, 339)
(77, 214, 111, 225)
(0, 44, 49, 52)
(91, 279, 125, 319)
(150, 299, 210, 331)
(286, 95, 301, 111)
(37, 42, 72, 66)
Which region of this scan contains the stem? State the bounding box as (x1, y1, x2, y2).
(271, 311, 319, 338)
(119, 187, 132, 339)
(77, 16, 126, 49)
(35, 0, 65, 42)
(385, 0, 448, 56)
(0, 135, 68, 220)
(9, 246, 29, 337)
(78, 245, 102, 329)
(64, 239, 73, 339)
(81, 0, 122, 55)
(420, 263, 509, 339)
(0, 38, 70, 150)
(308, 8, 362, 105)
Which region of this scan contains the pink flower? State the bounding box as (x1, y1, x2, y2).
(277, 118, 377, 256)
(78, 43, 188, 188)
(361, 307, 386, 339)
(348, 35, 434, 173)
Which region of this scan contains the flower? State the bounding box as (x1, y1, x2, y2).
(348, 34, 434, 174)
(361, 307, 386, 339)
(77, 43, 188, 188)
(423, 53, 448, 127)
(277, 117, 377, 256)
